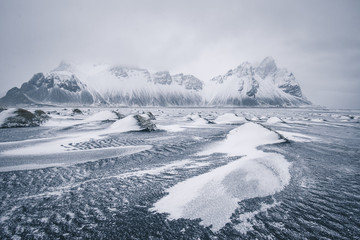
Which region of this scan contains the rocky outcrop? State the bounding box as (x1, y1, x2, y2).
(133, 113, 157, 131)
(153, 71, 172, 85)
(0, 108, 50, 128)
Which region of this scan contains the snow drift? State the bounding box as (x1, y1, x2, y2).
(152, 123, 291, 231)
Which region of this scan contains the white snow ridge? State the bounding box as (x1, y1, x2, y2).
(152, 123, 291, 231)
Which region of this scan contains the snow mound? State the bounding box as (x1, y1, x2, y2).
(340, 115, 351, 120)
(109, 114, 157, 132)
(108, 115, 142, 132)
(265, 116, 284, 124)
(311, 118, 326, 122)
(153, 123, 290, 231)
(214, 113, 246, 124)
(85, 110, 121, 122)
(186, 114, 209, 125)
(199, 122, 284, 156)
(2, 114, 156, 156)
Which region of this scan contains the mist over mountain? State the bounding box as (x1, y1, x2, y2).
(0, 57, 310, 107)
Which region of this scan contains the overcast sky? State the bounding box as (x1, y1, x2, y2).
(0, 0, 359, 108)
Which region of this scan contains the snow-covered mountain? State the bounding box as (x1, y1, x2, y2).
(0, 62, 105, 106)
(82, 64, 203, 106)
(0, 57, 310, 107)
(204, 57, 309, 106)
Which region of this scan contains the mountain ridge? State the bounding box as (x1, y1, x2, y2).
(0, 57, 311, 107)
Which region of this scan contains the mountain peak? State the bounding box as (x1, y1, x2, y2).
(239, 61, 252, 67)
(256, 56, 277, 79)
(52, 61, 74, 73)
(234, 61, 254, 77)
(259, 56, 276, 66)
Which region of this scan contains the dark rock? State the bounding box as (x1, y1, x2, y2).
(245, 77, 259, 98)
(112, 110, 125, 119)
(72, 108, 83, 115)
(34, 109, 50, 124)
(0, 108, 50, 128)
(34, 109, 46, 116)
(273, 70, 303, 98)
(145, 111, 156, 120)
(133, 114, 157, 131)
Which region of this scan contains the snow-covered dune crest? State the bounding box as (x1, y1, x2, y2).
(152, 123, 291, 231)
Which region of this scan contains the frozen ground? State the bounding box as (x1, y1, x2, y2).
(0, 107, 359, 239)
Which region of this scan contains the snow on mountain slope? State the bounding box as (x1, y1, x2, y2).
(204, 62, 260, 105)
(172, 73, 203, 91)
(0, 57, 310, 107)
(256, 56, 278, 79)
(81, 65, 203, 106)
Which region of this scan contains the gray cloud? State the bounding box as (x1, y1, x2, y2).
(0, 0, 359, 108)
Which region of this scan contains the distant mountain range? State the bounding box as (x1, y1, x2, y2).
(0, 57, 310, 107)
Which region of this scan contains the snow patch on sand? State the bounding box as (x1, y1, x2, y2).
(0, 145, 152, 171)
(117, 159, 192, 178)
(1, 115, 145, 156)
(152, 123, 290, 231)
(234, 199, 281, 234)
(265, 116, 284, 124)
(84, 110, 120, 122)
(157, 124, 185, 132)
(214, 113, 246, 124)
(43, 110, 120, 127)
(107, 115, 141, 132)
(198, 122, 283, 156)
(277, 131, 320, 142)
(186, 114, 209, 125)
